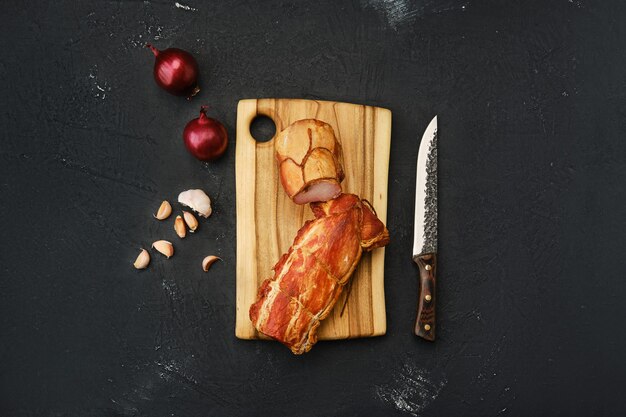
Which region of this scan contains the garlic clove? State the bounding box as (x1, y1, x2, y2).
(183, 211, 198, 232)
(174, 215, 187, 238)
(202, 255, 222, 272)
(154, 200, 172, 220)
(152, 240, 174, 258)
(178, 189, 212, 218)
(133, 249, 150, 269)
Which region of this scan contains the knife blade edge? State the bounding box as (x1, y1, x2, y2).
(412, 116, 438, 258)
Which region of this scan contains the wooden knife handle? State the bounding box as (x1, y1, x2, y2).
(414, 253, 436, 341)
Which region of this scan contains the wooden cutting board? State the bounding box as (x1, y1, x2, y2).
(235, 98, 392, 341)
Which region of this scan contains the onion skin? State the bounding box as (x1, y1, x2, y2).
(147, 44, 200, 99)
(183, 106, 228, 161)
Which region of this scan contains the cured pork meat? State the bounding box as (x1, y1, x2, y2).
(275, 119, 344, 205)
(249, 194, 389, 354)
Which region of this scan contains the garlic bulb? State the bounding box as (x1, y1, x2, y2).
(178, 189, 212, 218)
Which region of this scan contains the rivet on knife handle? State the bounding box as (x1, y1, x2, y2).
(414, 253, 436, 341)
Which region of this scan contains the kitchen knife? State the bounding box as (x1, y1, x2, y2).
(412, 116, 438, 341)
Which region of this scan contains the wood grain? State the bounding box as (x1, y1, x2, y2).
(235, 98, 391, 341)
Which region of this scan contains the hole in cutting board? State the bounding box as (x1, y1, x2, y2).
(249, 115, 276, 142)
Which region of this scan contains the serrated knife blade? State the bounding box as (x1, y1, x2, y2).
(412, 116, 438, 341)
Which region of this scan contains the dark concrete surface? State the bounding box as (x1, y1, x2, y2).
(1, 0, 625, 416)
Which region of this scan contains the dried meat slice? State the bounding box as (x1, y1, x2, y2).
(249, 280, 318, 353)
(249, 193, 389, 354)
(275, 119, 344, 204)
(276, 248, 339, 317)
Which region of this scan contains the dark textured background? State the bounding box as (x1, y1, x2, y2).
(1, 0, 625, 416)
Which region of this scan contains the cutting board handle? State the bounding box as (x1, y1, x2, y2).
(249, 114, 278, 143)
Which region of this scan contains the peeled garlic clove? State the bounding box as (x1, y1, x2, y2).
(178, 189, 212, 218)
(174, 215, 187, 239)
(133, 249, 150, 269)
(182, 211, 198, 232)
(152, 240, 174, 258)
(154, 200, 172, 220)
(202, 255, 221, 272)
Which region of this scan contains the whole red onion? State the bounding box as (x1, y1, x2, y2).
(147, 44, 200, 99)
(183, 106, 228, 161)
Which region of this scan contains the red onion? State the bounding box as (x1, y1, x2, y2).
(147, 44, 200, 99)
(183, 106, 228, 161)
